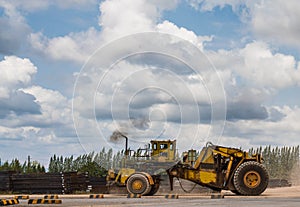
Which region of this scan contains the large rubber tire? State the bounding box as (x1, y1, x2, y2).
(146, 183, 160, 196)
(126, 174, 151, 195)
(233, 161, 269, 196)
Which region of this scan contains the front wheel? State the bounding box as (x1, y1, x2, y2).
(126, 173, 151, 195)
(233, 161, 269, 196)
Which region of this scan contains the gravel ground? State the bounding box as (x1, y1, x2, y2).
(1, 186, 299, 207)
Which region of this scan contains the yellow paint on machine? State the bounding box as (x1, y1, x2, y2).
(138, 172, 154, 185)
(117, 168, 136, 184)
(184, 170, 216, 184)
(199, 171, 217, 184)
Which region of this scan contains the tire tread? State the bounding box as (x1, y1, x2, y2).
(233, 161, 269, 196)
(126, 173, 151, 195)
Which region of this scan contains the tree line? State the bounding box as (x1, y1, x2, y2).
(47, 147, 123, 177)
(0, 157, 45, 173)
(249, 145, 299, 180)
(1, 145, 299, 180)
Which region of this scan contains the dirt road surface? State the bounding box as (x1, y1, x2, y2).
(1, 186, 299, 207)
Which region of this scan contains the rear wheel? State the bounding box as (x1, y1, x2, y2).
(233, 161, 269, 196)
(126, 173, 151, 195)
(146, 183, 160, 196)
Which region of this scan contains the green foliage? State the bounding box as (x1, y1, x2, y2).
(48, 147, 124, 177)
(249, 145, 300, 179)
(0, 157, 45, 173)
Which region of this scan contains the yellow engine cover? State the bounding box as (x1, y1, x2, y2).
(117, 168, 136, 184)
(199, 171, 217, 184)
(184, 170, 217, 185)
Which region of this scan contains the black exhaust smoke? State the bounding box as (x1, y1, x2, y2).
(109, 130, 129, 156)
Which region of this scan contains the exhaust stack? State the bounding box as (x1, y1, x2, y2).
(122, 134, 129, 156)
(109, 130, 129, 156)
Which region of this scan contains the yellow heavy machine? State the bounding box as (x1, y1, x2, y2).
(107, 138, 178, 195)
(167, 142, 269, 195)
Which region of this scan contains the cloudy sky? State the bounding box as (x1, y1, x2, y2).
(0, 0, 300, 166)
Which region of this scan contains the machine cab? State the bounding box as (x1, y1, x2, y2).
(150, 140, 176, 161)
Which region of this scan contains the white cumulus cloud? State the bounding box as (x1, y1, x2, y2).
(1, 0, 300, 164)
(0, 55, 78, 163)
(188, 0, 300, 49)
(240, 42, 300, 89)
(251, 0, 300, 48)
(0, 56, 37, 98)
(209, 41, 300, 90)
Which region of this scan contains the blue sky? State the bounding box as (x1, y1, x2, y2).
(27, 5, 99, 38)
(0, 0, 300, 166)
(164, 3, 246, 49)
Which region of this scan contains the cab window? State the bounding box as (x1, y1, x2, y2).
(153, 143, 157, 150)
(160, 144, 168, 149)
